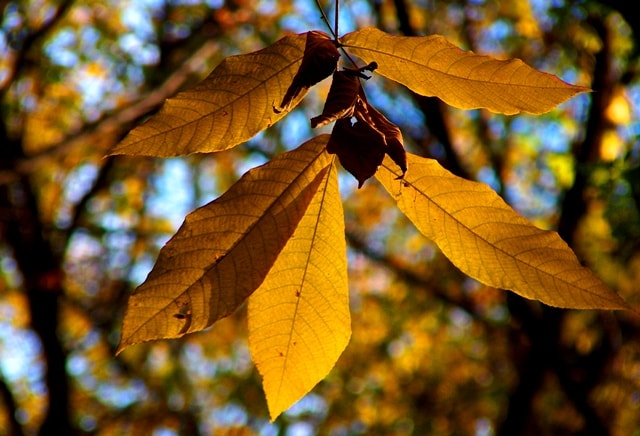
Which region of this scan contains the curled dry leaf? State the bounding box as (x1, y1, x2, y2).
(327, 117, 387, 188)
(312, 70, 408, 187)
(361, 102, 407, 175)
(310, 71, 362, 128)
(276, 30, 340, 113)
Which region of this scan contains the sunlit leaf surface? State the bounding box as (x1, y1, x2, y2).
(341, 27, 590, 115)
(376, 153, 629, 310)
(117, 135, 332, 353)
(248, 161, 349, 421)
(111, 33, 308, 157)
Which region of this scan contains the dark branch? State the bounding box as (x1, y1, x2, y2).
(500, 14, 617, 436)
(0, 1, 73, 93)
(391, 0, 472, 180)
(346, 230, 488, 321)
(0, 371, 24, 436)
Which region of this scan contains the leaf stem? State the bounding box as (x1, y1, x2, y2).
(335, 0, 339, 38)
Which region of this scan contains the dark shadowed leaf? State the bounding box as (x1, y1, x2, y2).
(360, 101, 407, 175)
(327, 117, 387, 188)
(315, 73, 407, 186)
(310, 71, 362, 128)
(276, 30, 340, 113)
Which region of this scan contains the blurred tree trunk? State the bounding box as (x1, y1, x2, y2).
(0, 3, 75, 432)
(498, 12, 615, 436)
(0, 126, 73, 434)
(387, 1, 621, 434)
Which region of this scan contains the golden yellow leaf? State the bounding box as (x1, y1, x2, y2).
(375, 153, 629, 310)
(248, 160, 349, 421)
(111, 33, 308, 157)
(116, 135, 332, 353)
(341, 27, 590, 115)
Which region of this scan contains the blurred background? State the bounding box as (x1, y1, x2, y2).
(1, 0, 639, 434)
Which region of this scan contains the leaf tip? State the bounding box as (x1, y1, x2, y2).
(114, 338, 130, 357)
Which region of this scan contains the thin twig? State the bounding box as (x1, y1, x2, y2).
(312, 0, 363, 70)
(334, 0, 339, 38)
(0, 39, 218, 185)
(314, 0, 338, 40)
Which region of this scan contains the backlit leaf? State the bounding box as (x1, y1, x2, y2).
(341, 27, 590, 115)
(111, 33, 308, 157)
(248, 161, 349, 421)
(376, 153, 630, 310)
(116, 135, 332, 353)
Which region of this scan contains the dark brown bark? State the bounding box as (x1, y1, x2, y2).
(0, 372, 24, 436)
(499, 14, 615, 436)
(0, 131, 73, 434)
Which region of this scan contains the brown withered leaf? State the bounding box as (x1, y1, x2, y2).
(276, 31, 340, 113)
(327, 117, 386, 188)
(363, 102, 407, 175)
(310, 71, 362, 128)
(312, 67, 407, 186)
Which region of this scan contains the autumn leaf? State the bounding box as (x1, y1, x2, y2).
(110, 20, 628, 426)
(341, 27, 590, 115)
(359, 100, 407, 174)
(315, 76, 407, 187)
(310, 71, 362, 128)
(327, 117, 387, 188)
(116, 135, 332, 353)
(376, 153, 629, 310)
(276, 30, 340, 113)
(110, 33, 308, 157)
(248, 161, 349, 421)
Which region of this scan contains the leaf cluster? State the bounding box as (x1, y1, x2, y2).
(111, 27, 629, 419)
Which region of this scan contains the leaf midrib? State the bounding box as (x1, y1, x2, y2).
(174, 146, 330, 319)
(274, 160, 335, 405)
